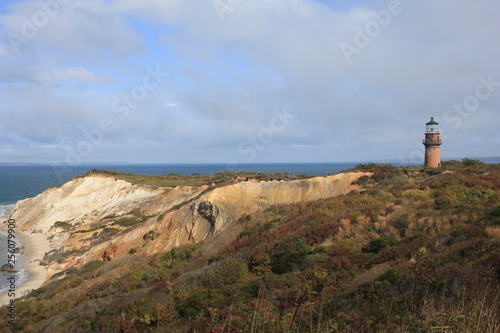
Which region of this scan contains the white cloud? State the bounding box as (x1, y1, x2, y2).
(0, 0, 499, 164)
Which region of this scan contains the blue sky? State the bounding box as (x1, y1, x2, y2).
(0, 0, 499, 165)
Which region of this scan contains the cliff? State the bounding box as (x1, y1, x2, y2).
(10, 171, 371, 270)
(11, 175, 207, 233)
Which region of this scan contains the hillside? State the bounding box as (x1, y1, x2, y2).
(2, 162, 499, 332)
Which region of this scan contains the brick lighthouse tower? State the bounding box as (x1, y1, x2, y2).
(423, 117, 442, 168)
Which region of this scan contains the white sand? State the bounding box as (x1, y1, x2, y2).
(0, 232, 52, 306)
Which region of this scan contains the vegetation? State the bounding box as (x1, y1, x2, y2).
(2, 163, 499, 332)
(76, 169, 308, 187)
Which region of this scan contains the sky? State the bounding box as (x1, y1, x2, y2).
(0, 0, 499, 166)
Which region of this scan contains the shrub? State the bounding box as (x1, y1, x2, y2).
(114, 218, 143, 227)
(462, 157, 485, 167)
(177, 257, 247, 290)
(379, 268, 406, 284)
(249, 251, 272, 275)
(53, 221, 71, 231)
(363, 237, 397, 254)
(100, 227, 120, 238)
(143, 230, 159, 242)
(403, 189, 429, 201)
(449, 225, 487, 244)
(129, 268, 156, 282)
(238, 214, 252, 223)
(176, 291, 210, 318)
(484, 206, 500, 225)
(124, 298, 158, 327)
(271, 236, 312, 274)
(79, 260, 105, 275)
(305, 221, 341, 244)
(162, 243, 199, 268)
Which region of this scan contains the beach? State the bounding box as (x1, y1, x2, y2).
(0, 232, 52, 307)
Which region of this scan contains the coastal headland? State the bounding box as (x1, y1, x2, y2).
(1, 163, 498, 332)
(2, 170, 370, 303)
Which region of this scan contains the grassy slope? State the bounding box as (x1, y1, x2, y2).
(3, 162, 499, 332)
(76, 169, 309, 187)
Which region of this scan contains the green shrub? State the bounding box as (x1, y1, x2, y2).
(462, 157, 485, 167)
(403, 189, 429, 201)
(143, 230, 159, 242)
(79, 260, 105, 275)
(124, 298, 158, 326)
(176, 291, 209, 318)
(363, 237, 397, 254)
(271, 236, 312, 274)
(129, 269, 155, 282)
(100, 227, 120, 238)
(485, 206, 500, 225)
(53, 221, 72, 231)
(379, 268, 406, 284)
(114, 218, 143, 227)
(162, 243, 200, 268)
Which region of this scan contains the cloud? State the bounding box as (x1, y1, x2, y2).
(0, 0, 499, 164)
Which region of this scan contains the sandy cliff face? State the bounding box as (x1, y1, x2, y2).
(204, 172, 367, 218)
(82, 172, 371, 263)
(11, 175, 206, 233)
(11, 172, 372, 268)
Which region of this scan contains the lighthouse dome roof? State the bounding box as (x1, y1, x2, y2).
(426, 117, 438, 125)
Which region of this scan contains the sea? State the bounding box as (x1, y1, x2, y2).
(0, 159, 498, 295)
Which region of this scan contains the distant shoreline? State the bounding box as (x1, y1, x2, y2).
(0, 157, 499, 166)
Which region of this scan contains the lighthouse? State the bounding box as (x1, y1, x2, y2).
(423, 117, 442, 168)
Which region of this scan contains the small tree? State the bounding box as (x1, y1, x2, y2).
(462, 158, 485, 167)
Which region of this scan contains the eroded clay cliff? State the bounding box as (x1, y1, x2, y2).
(10, 172, 372, 270)
(11, 175, 207, 233)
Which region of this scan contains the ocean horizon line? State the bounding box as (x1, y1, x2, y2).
(1, 158, 499, 207)
(1, 156, 499, 167)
